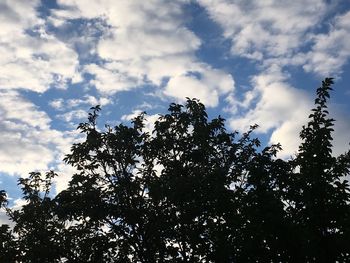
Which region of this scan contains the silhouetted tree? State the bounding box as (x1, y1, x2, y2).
(0, 191, 16, 263)
(57, 101, 271, 262)
(2, 172, 64, 262)
(0, 78, 349, 262)
(285, 78, 350, 262)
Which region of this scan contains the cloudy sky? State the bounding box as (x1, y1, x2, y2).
(1, 0, 350, 208)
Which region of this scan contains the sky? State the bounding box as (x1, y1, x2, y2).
(0, 0, 350, 216)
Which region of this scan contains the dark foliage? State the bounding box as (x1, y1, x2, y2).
(0, 78, 349, 262)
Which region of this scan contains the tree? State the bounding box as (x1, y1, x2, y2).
(0, 191, 16, 263)
(57, 101, 269, 262)
(1, 172, 65, 262)
(0, 78, 349, 262)
(285, 78, 350, 262)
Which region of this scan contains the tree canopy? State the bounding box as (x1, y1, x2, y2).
(1, 78, 350, 262)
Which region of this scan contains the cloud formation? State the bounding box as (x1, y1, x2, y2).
(0, 0, 349, 197)
(0, 91, 73, 176)
(303, 10, 350, 76)
(200, 1, 350, 77)
(0, 0, 80, 92)
(0, 0, 81, 191)
(228, 67, 310, 157)
(200, 0, 350, 156)
(199, 0, 326, 60)
(53, 0, 235, 106)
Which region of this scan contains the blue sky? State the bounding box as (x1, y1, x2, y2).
(0, 0, 350, 214)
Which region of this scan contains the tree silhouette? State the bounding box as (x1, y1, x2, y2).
(285, 78, 350, 262)
(0, 78, 349, 262)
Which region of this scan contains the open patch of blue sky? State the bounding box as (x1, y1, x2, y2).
(1, 0, 350, 216)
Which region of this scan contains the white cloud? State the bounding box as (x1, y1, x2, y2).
(199, 1, 350, 157)
(303, 10, 350, 76)
(0, 0, 80, 92)
(200, 1, 350, 77)
(97, 27, 200, 61)
(121, 110, 144, 122)
(0, 34, 81, 92)
(84, 63, 144, 93)
(0, 91, 74, 177)
(58, 109, 87, 123)
(54, 163, 78, 194)
(165, 75, 219, 107)
(50, 95, 110, 112)
(229, 68, 312, 157)
(67, 95, 110, 108)
(229, 68, 350, 158)
(330, 108, 350, 156)
(49, 98, 65, 111)
(269, 104, 350, 158)
(54, 0, 234, 106)
(199, 0, 326, 61)
(165, 64, 234, 107)
(0, 0, 42, 38)
(121, 110, 160, 135)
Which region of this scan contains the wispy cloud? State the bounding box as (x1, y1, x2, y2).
(200, 0, 350, 156)
(52, 0, 235, 106)
(0, 1, 80, 92)
(199, 0, 326, 61)
(303, 10, 350, 76)
(0, 0, 349, 193)
(0, 91, 74, 176)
